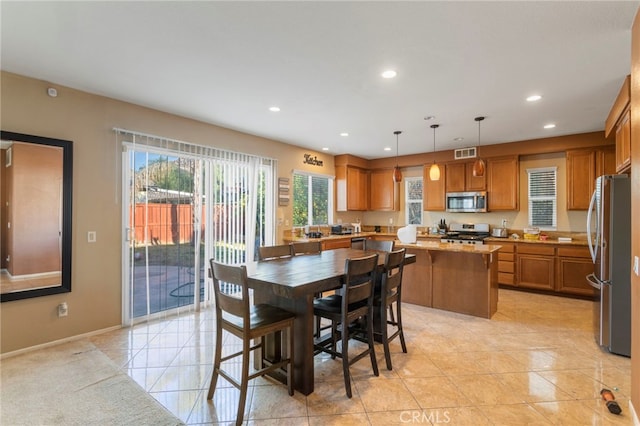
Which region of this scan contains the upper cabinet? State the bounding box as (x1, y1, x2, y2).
(369, 169, 399, 211)
(336, 165, 369, 211)
(566, 146, 615, 210)
(487, 156, 519, 210)
(445, 161, 486, 192)
(423, 163, 446, 211)
(605, 75, 631, 174)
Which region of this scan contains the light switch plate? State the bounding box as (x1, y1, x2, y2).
(88, 231, 96, 243)
(634, 256, 639, 276)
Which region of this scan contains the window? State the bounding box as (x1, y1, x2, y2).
(405, 177, 423, 225)
(292, 171, 334, 227)
(527, 167, 557, 229)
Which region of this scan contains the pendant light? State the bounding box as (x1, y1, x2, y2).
(429, 124, 440, 181)
(392, 130, 402, 183)
(472, 116, 486, 177)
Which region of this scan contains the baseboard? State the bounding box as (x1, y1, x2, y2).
(631, 399, 639, 426)
(0, 325, 122, 360)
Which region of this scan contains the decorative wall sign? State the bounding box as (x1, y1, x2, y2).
(278, 177, 290, 206)
(303, 153, 323, 167)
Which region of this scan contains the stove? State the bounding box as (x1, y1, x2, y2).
(441, 223, 490, 245)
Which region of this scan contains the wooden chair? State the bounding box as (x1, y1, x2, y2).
(258, 244, 293, 261)
(291, 240, 322, 255)
(208, 260, 295, 425)
(363, 239, 394, 252)
(313, 253, 379, 398)
(374, 248, 407, 370)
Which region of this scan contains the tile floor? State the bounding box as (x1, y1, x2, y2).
(88, 289, 634, 425)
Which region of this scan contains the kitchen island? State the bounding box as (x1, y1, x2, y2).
(395, 241, 502, 319)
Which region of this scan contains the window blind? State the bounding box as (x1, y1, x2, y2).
(527, 167, 557, 229)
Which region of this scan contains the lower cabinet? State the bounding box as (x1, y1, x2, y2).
(496, 242, 594, 298)
(556, 247, 596, 297)
(321, 238, 351, 250)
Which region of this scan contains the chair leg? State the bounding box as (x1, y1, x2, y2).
(331, 321, 338, 359)
(381, 303, 393, 370)
(287, 325, 294, 396)
(340, 322, 353, 398)
(207, 322, 224, 400)
(235, 338, 251, 426)
(366, 312, 379, 377)
(396, 301, 407, 353)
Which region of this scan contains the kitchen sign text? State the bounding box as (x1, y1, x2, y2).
(303, 154, 324, 167)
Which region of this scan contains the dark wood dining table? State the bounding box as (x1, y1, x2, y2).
(247, 247, 415, 395)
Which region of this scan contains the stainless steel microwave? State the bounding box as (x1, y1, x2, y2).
(445, 191, 487, 213)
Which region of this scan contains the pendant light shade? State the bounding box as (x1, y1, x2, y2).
(472, 116, 486, 177)
(429, 124, 440, 181)
(392, 130, 402, 183)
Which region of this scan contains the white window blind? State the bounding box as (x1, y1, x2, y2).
(527, 167, 557, 230)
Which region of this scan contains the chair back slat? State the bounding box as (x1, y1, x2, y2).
(210, 260, 250, 324)
(259, 244, 293, 261)
(291, 241, 322, 255)
(364, 239, 394, 252)
(343, 253, 378, 306)
(382, 248, 406, 298)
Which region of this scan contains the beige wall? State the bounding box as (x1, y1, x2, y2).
(360, 152, 587, 234)
(0, 71, 334, 354)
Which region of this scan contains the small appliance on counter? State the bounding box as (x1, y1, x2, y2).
(330, 224, 353, 235)
(491, 219, 508, 238)
(352, 222, 361, 233)
(441, 223, 489, 245)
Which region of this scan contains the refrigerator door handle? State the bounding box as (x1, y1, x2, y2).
(587, 189, 598, 263)
(586, 273, 601, 290)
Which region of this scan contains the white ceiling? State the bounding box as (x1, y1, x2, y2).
(1, 1, 638, 159)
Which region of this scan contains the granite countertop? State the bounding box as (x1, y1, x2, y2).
(395, 240, 502, 254)
(283, 232, 377, 243)
(483, 236, 588, 246)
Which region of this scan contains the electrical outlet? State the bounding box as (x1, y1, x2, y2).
(58, 302, 68, 317)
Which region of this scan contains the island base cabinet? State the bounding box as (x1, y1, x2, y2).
(401, 249, 432, 307)
(430, 251, 498, 319)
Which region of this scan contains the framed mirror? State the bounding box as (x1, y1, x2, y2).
(1, 131, 73, 302)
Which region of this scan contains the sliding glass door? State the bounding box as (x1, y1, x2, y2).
(120, 130, 275, 325)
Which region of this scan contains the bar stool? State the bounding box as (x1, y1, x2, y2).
(363, 239, 394, 252)
(313, 253, 380, 398)
(374, 248, 407, 370)
(208, 260, 295, 425)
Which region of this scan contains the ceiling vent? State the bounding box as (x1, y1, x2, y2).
(454, 147, 477, 160)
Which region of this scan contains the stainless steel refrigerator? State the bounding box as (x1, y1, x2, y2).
(586, 174, 631, 357)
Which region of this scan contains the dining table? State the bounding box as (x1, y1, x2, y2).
(246, 247, 415, 395)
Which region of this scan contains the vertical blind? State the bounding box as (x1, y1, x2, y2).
(527, 167, 557, 229)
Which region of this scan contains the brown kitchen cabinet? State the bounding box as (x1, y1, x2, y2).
(336, 165, 368, 211)
(556, 246, 597, 297)
(445, 162, 486, 192)
(615, 108, 631, 173)
(487, 156, 519, 211)
(517, 244, 555, 291)
(605, 75, 631, 174)
(566, 146, 615, 210)
(497, 242, 516, 286)
(423, 163, 446, 211)
(369, 169, 399, 211)
(321, 238, 352, 250)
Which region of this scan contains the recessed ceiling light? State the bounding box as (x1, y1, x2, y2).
(424, 116, 435, 121)
(384, 147, 392, 151)
(454, 137, 464, 142)
(340, 132, 349, 137)
(544, 123, 556, 129)
(381, 70, 397, 79)
(322, 147, 329, 151)
(269, 106, 280, 112)
(526, 95, 542, 102)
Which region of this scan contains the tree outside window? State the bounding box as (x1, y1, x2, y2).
(293, 172, 333, 227)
